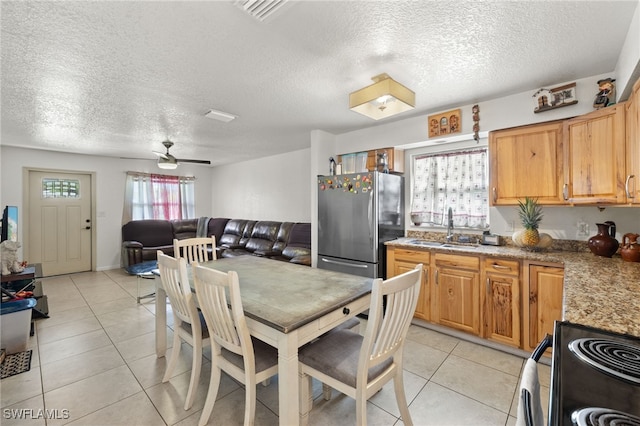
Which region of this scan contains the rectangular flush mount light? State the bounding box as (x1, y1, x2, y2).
(205, 109, 237, 123)
(349, 73, 415, 120)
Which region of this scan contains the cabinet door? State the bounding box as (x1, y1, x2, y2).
(626, 78, 640, 204)
(525, 264, 564, 352)
(483, 272, 520, 347)
(434, 266, 480, 335)
(395, 261, 430, 320)
(489, 121, 565, 205)
(564, 103, 626, 204)
(387, 247, 430, 320)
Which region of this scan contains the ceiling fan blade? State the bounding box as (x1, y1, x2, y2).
(152, 151, 170, 160)
(177, 158, 212, 165)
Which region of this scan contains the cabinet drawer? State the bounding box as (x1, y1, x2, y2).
(484, 258, 520, 276)
(434, 253, 479, 270)
(393, 248, 430, 264)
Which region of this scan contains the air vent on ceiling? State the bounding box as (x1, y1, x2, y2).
(235, 0, 289, 21)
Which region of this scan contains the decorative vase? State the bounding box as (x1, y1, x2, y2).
(587, 222, 619, 258)
(620, 233, 640, 262)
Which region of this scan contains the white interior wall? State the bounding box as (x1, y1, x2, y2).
(209, 148, 311, 222)
(324, 71, 640, 241)
(0, 146, 213, 270)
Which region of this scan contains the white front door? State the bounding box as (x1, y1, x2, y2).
(28, 171, 92, 276)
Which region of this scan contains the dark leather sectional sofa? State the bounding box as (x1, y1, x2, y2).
(121, 217, 311, 269)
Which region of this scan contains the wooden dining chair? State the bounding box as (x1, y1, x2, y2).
(173, 236, 217, 264)
(192, 262, 278, 426)
(298, 264, 422, 426)
(157, 251, 211, 411)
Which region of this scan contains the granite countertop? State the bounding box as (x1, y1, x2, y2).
(386, 237, 640, 337)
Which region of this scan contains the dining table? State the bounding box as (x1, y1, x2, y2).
(154, 255, 373, 426)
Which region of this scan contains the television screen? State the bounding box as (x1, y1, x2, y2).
(1, 206, 18, 242)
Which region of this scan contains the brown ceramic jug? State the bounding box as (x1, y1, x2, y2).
(620, 233, 640, 262)
(587, 221, 619, 258)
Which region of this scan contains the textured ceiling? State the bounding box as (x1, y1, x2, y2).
(1, 1, 638, 166)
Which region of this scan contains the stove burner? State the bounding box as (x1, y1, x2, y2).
(572, 408, 640, 426)
(568, 338, 640, 385)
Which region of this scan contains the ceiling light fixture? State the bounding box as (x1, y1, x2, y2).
(204, 109, 237, 123)
(157, 156, 178, 170)
(349, 73, 415, 120)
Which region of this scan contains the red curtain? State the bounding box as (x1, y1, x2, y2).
(150, 174, 182, 219)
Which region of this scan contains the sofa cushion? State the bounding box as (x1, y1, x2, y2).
(244, 221, 282, 255)
(207, 218, 230, 243)
(171, 219, 198, 240)
(219, 219, 249, 248)
(122, 220, 174, 247)
(272, 222, 293, 255)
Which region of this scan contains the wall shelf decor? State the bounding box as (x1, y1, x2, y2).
(428, 109, 461, 138)
(532, 82, 577, 113)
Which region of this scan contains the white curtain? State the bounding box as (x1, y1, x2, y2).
(122, 172, 195, 224)
(410, 148, 488, 229)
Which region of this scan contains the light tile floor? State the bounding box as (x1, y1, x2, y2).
(1, 269, 551, 425)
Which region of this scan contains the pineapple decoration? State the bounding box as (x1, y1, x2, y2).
(517, 197, 543, 247)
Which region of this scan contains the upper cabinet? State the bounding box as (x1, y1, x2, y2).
(338, 147, 404, 173)
(563, 103, 626, 204)
(489, 121, 565, 205)
(626, 78, 640, 204)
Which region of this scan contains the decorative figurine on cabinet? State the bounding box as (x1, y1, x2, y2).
(593, 78, 616, 109)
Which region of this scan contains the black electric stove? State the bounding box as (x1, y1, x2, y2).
(549, 321, 640, 426)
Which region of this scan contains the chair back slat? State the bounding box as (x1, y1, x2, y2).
(361, 265, 422, 369)
(193, 264, 251, 358)
(174, 236, 217, 264)
(157, 251, 200, 329)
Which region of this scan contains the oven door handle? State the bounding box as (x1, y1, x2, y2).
(531, 333, 553, 362)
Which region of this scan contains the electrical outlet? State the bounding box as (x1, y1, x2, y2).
(507, 220, 515, 232)
(577, 221, 589, 236)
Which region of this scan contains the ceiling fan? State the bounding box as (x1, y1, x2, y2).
(153, 140, 211, 169)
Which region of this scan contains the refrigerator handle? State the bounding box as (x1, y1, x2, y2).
(320, 257, 369, 269)
(368, 190, 374, 249)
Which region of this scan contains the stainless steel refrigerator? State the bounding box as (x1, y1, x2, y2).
(317, 171, 404, 278)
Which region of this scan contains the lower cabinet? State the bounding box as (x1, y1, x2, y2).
(432, 253, 481, 335)
(482, 258, 521, 347)
(523, 262, 564, 353)
(386, 247, 430, 320)
(387, 246, 565, 352)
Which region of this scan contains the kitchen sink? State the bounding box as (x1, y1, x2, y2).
(408, 239, 479, 249)
(408, 239, 444, 247)
(440, 243, 480, 249)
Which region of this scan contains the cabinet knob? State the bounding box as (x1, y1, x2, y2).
(563, 184, 569, 200)
(342, 307, 350, 315)
(492, 187, 497, 203)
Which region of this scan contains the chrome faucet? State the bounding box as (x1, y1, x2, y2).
(446, 207, 454, 242)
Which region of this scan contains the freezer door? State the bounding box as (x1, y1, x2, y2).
(318, 173, 377, 263)
(317, 255, 377, 278)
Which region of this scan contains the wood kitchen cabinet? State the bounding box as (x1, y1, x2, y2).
(523, 262, 564, 353)
(432, 253, 481, 335)
(626, 77, 640, 204)
(365, 147, 404, 173)
(481, 258, 521, 347)
(563, 103, 627, 204)
(489, 121, 565, 205)
(386, 247, 430, 320)
(337, 148, 404, 173)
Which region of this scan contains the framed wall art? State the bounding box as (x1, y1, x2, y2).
(428, 108, 461, 138)
(532, 82, 577, 113)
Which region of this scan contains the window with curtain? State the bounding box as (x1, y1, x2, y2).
(122, 172, 195, 223)
(410, 148, 489, 229)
